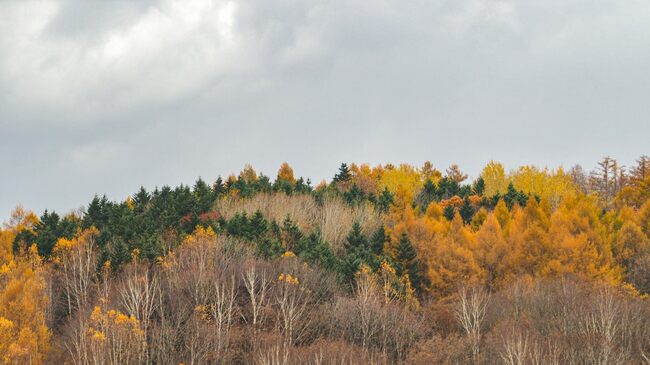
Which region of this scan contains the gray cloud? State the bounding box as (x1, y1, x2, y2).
(1, 0, 649, 218)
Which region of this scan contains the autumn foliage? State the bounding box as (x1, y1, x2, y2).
(1, 157, 650, 364)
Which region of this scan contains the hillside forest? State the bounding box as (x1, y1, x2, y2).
(1, 156, 650, 364)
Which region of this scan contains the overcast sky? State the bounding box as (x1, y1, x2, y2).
(1, 0, 649, 218)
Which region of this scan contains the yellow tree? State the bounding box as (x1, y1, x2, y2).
(546, 195, 620, 284)
(276, 162, 296, 184)
(481, 161, 507, 196)
(504, 198, 552, 279)
(0, 245, 51, 365)
(474, 214, 509, 290)
(425, 214, 484, 297)
(509, 165, 577, 210)
(0, 207, 50, 365)
(239, 164, 258, 183)
(350, 163, 379, 195)
(378, 164, 422, 207)
(612, 221, 649, 272)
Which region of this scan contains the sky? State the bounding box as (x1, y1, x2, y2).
(1, 0, 649, 218)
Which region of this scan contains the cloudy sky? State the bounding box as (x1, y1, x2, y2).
(1, 0, 649, 218)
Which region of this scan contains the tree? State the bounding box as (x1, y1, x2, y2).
(472, 177, 485, 196)
(375, 188, 394, 214)
(277, 162, 296, 184)
(393, 233, 425, 294)
(454, 286, 489, 363)
(613, 221, 649, 271)
(504, 183, 527, 209)
(459, 197, 475, 224)
(0, 245, 51, 365)
(343, 184, 365, 206)
(631, 155, 650, 183)
(589, 156, 622, 207)
(193, 177, 214, 213)
(443, 205, 456, 221)
(332, 163, 353, 192)
(414, 180, 437, 210)
(370, 226, 387, 255)
(53, 228, 98, 316)
(446, 164, 468, 183)
(481, 161, 507, 196)
(344, 222, 369, 255)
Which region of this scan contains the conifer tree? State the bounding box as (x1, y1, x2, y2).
(459, 197, 475, 224)
(333, 163, 352, 184)
(394, 233, 425, 294)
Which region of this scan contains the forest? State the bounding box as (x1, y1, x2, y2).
(1, 156, 650, 364)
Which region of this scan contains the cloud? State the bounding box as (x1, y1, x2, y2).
(1, 0, 649, 217)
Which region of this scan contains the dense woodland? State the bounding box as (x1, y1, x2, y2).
(2, 156, 650, 364)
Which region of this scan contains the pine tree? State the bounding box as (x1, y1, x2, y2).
(212, 177, 225, 197)
(250, 210, 268, 238)
(133, 186, 150, 213)
(193, 177, 214, 213)
(281, 216, 302, 252)
(344, 222, 368, 254)
(473, 177, 486, 196)
(415, 179, 437, 210)
(459, 197, 475, 224)
(333, 163, 352, 184)
(343, 184, 365, 206)
(394, 233, 425, 294)
(443, 205, 456, 221)
(370, 225, 387, 255)
(375, 188, 394, 214)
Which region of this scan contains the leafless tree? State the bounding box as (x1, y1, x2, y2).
(243, 263, 272, 351)
(57, 229, 97, 315)
(209, 276, 237, 360)
(118, 259, 159, 364)
(455, 286, 489, 363)
(499, 332, 528, 365)
(275, 273, 311, 348)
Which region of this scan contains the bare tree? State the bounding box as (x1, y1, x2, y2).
(275, 273, 311, 348)
(209, 276, 237, 360)
(499, 332, 528, 365)
(56, 229, 98, 316)
(118, 258, 159, 364)
(243, 263, 272, 351)
(455, 286, 489, 363)
(355, 266, 380, 352)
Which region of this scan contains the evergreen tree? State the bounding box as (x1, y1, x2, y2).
(370, 225, 387, 255)
(443, 205, 456, 221)
(296, 231, 337, 270)
(344, 221, 368, 254)
(375, 188, 394, 214)
(333, 163, 352, 184)
(415, 179, 437, 210)
(250, 210, 268, 239)
(133, 186, 150, 213)
(504, 182, 528, 209)
(473, 177, 486, 196)
(110, 240, 131, 267)
(436, 177, 460, 200)
(281, 216, 302, 252)
(343, 183, 365, 206)
(84, 195, 109, 229)
(34, 210, 62, 257)
(459, 197, 475, 224)
(212, 177, 226, 197)
(193, 177, 214, 213)
(394, 233, 426, 294)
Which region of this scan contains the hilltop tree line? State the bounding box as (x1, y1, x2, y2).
(1, 156, 649, 364)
